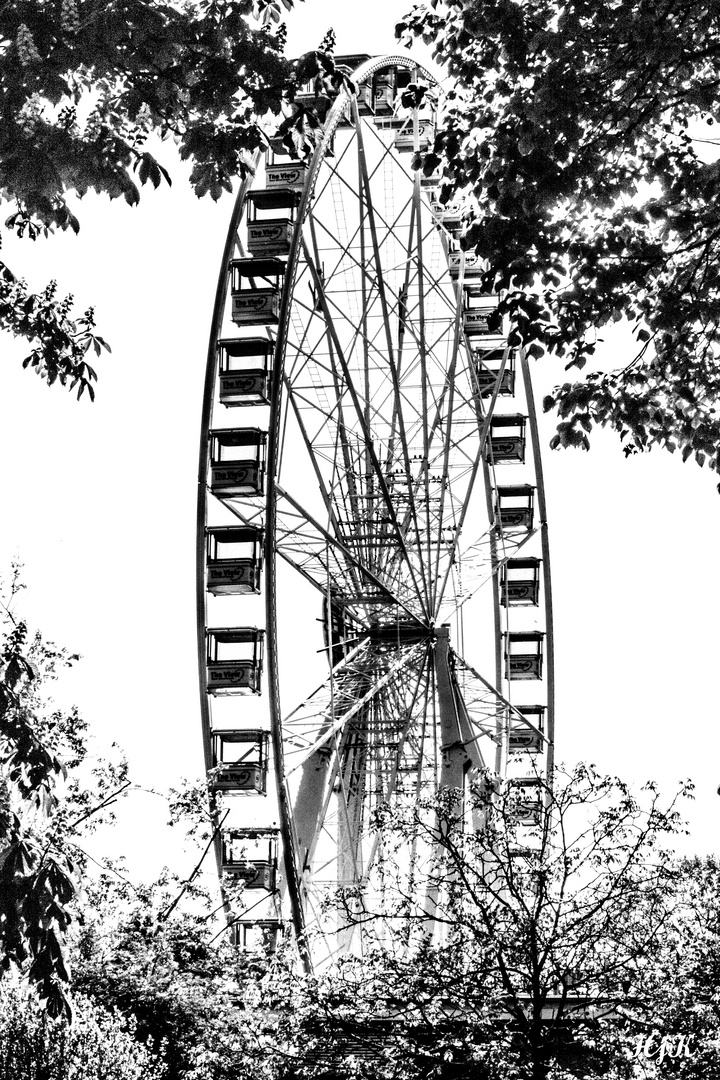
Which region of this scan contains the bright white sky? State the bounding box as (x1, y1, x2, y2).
(1, 0, 719, 883)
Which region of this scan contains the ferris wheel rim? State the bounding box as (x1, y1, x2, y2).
(196, 52, 556, 962)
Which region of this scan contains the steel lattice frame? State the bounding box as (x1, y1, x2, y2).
(197, 53, 555, 966)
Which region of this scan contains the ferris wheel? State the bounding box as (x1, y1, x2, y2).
(196, 53, 554, 965)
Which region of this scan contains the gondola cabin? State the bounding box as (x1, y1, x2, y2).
(336, 60, 388, 125)
(206, 526, 264, 595)
(496, 485, 535, 531)
(463, 288, 502, 338)
(209, 428, 266, 497)
(206, 628, 265, 695)
(431, 200, 463, 233)
(504, 631, 544, 681)
(217, 338, 273, 406)
(368, 63, 416, 120)
(394, 116, 434, 153)
(229, 258, 285, 325)
(489, 414, 527, 463)
(500, 557, 540, 605)
(508, 777, 544, 825)
(230, 919, 283, 951)
(509, 705, 545, 752)
(293, 79, 331, 118)
(266, 134, 327, 168)
(372, 68, 396, 114)
(474, 346, 516, 396)
(246, 190, 302, 257)
(335, 52, 373, 116)
(265, 159, 309, 192)
(448, 250, 484, 279)
(420, 165, 443, 190)
(212, 728, 269, 790)
(221, 829, 279, 890)
(374, 114, 406, 132)
(355, 80, 376, 115)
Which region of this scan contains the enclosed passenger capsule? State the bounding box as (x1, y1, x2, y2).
(206, 526, 264, 595)
(218, 338, 273, 406)
(230, 919, 283, 951)
(500, 557, 540, 605)
(448, 250, 484, 279)
(394, 111, 434, 153)
(230, 258, 285, 326)
(373, 85, 394, 116)
(489, 414, 527, 463)
(463, 288, 501, 338)
(366, 63, 416, 121)
(246, 190, 301, 257)
(212, 729, 269, 792)
(474, 347, 516, 396)
(206, 628, 265, 695)
(372, 67, 396, 115)
(504, 631, 544, 680)
(508, 777, 544, 825)
(431, 200, 463, 233)
(293, 79, 331, 118)
(509, 705, 545, 752)
(221, 829, 278, 890)
(496, 485, 535, 531)
(265, 159, 309, 192)
(209, 428, 267, 497)
(356, 80, 376, 115)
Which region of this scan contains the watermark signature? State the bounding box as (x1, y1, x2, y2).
(632, 1034, 694, 1064)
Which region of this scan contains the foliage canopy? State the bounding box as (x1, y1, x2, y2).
(0, 980, 166, 1080)
(0, 566, 128, 1017)
(399, 0, 720, 476)
(246, 765, 693, 1080)
(0, 0, 342, 397)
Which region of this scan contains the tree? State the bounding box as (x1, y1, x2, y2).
(251, 765, 692, 1080)
(629, 854, 720, 1078)
(0, 565, 129, 1016)
(0, 979, 166, 1080)
(70, 867, 274, 1080)
(0, 1, 344, 397)
(398, 0, 720, 477)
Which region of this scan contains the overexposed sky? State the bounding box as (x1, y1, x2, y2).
(1, 0, 718, 882)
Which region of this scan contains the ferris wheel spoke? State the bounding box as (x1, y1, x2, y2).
(410, 165, 435, 613)
(430, 323, 466, 613)
(358, 645, 435, 879)
(274, 486, 425, 622)
(432, 395, 499, 617)
(288, 642, 427, 888)
(281, 377, 367, 598)
(324, 129, 416, 256)
(283, 641, 425, 770)
(312, 645, 435, 917)
(438, 525, 544, 623)
(451, 650, 549, 768)
(353, 112, 435, 610)
(307, 213, 374, 542)
(299, 236, 431, 620)
(430, 451, 488, 618)
(311, 171, 415, 293)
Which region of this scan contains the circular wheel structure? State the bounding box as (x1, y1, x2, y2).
(197, 53, 555, 966)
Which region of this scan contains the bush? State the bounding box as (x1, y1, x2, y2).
(0, 980, 166, 1080)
